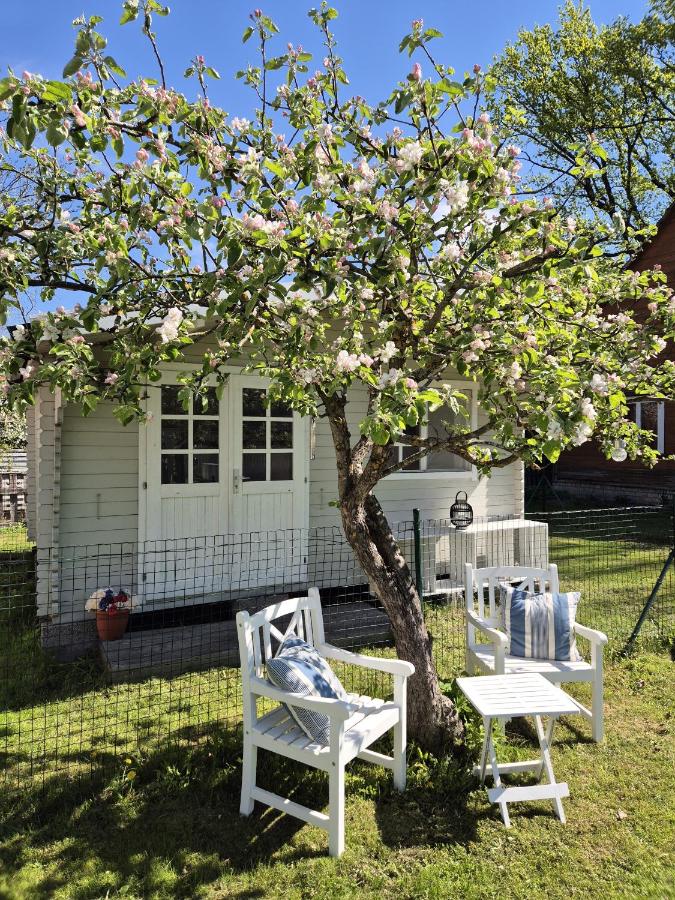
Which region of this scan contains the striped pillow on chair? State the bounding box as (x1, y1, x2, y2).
(501, 585, 582, 662)
(266, 635, 349, 745)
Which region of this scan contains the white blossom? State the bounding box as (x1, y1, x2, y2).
(396, 141, 424, 172)
(379, 341, 398, 364)
(158, 307, 183, 344)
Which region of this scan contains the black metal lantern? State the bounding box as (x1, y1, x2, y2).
(450, 491, 473, 530)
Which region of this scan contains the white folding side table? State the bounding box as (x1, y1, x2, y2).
(456, 673, 580, 827)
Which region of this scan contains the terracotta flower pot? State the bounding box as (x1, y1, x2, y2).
(96, 608, 130, 641)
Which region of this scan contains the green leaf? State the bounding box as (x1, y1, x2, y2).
(205, 66, 220, 79)
(543, 440, 561, 463)
(265, 56, 285, 71)
(12, 94, 24, 124)
(371, 423, 390, 445)
(228, 241, 242, 266)
(40, 80, 72, 103)
(0, 78, 15, 102)
(62, 55, 84, 78)
(439, 79, 464, 97)
(120, 2, 139, 24)
(242, 26, 254, 43)
(264, 159, 285, 179)
(104, 55, 127, 77)
(179, 181, 193, 197)
(46, 121, 68, 147)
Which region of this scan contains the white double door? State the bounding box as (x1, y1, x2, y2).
(140, 370, 309, 604)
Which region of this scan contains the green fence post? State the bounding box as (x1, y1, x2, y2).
(412, 508, 424, 599)
(623, 496, 675, 654)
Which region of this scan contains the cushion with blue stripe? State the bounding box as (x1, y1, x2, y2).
(501, 585, 582, 661)
(266, 635, 349, 745)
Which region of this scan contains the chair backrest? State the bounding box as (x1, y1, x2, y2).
(465, 563, 560, 627)
(236, 588, 325, 724)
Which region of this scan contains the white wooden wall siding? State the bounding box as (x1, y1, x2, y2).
(464, 563, 608, 742)
(309, 387, 523, 528)
(237, 588, 414, 857)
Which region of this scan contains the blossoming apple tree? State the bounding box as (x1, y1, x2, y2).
(0, 2, 673, 750)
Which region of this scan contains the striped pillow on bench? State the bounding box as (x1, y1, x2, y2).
(500, 585, 582, 662)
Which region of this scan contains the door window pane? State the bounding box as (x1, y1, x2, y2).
(194, 387, 219, 416)
(193, 453, 219, 483)
(270, 453, 293, 481)
(270, 399, 293, 418)
(271, 421, 293, 449)
(162, 419, 189, 450)
(243, 388, 266, 417)
(161, 385, 185, 415)
(242, 453, 267, 481)
(162, 454, 188, 484)
(193, 419, 219, 449)
(243, 421, 266, 449)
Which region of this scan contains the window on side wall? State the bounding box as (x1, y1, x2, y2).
(629, 400, 665, 454)
(388, 395, 473, 475)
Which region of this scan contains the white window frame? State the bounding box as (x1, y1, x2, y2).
(631, 400, 665, 454)
(387, 384, 478, 481)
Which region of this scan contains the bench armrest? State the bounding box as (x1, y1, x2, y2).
(466, 609, 508, 648)
(574, 622, 608, 645)
(250, 676, 353, 721)
(318, 643, 415, 678)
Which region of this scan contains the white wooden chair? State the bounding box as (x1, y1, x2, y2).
(236, 587, 415, 857)
(465, 564, 608, 742)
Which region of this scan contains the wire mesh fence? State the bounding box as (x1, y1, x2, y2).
(1, 506, 673, 792)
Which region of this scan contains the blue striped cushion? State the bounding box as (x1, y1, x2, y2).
(501, 586, 582, 661)
(266, 636, 348, 745)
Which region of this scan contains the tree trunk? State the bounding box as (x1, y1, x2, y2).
(339, 491, 464, 755)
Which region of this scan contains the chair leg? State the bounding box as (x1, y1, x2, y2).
(592, 667, 604, 743)
(393, 719, 406, 792)
(240, 739, 257, 816)
(328, 762, 345, 857)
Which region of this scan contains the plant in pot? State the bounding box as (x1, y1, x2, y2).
(86, 588, 134, 641)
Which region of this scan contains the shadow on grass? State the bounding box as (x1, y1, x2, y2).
(0, 721, 486, 898)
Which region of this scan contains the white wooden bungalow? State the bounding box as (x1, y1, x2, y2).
(24, 336, 539, 671)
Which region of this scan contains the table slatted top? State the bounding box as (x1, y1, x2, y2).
(456, 673, 580, 718)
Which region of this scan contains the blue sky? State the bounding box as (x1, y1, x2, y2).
(1, 0, 650, 326)
(3, 0, 650, 118)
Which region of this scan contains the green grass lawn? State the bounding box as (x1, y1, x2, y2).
(0, 647, 673, 900)
(1, 522, 674, 898)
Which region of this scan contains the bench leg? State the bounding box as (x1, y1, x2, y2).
(592, 661, 604, 742)
(240, 739, 257, 816)
(328, 762, 345, 857)
(393, 678, 407, 791)
(534, 715, 565, 823)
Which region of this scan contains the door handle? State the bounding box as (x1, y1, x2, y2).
(233, 468, 241, 494)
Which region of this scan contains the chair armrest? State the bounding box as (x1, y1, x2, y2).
(466, 609, 508, 648)
(574, 622, 608, 645)
(317, 643, 415, 678)
(250, 676, 353, 721)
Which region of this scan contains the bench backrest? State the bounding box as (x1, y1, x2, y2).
(465, 563, 560, 628)
(236, 588, 325, 725)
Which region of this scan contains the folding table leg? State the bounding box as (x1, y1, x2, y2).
(486, 721, 510, 827)
(536, 716, 556, 782)
(534, 715, 565, 823)
(478, 717, 491, 785)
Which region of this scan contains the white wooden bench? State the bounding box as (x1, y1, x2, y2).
(465, 564, 608, 742)
(236, 587, 414, 857)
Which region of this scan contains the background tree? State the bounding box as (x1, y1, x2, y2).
(0, 3, 673, 751)
(488, 0, 674, 240)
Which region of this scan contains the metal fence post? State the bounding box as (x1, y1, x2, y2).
(623, 497, 675, 653)
(412, 508, 424, 599)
